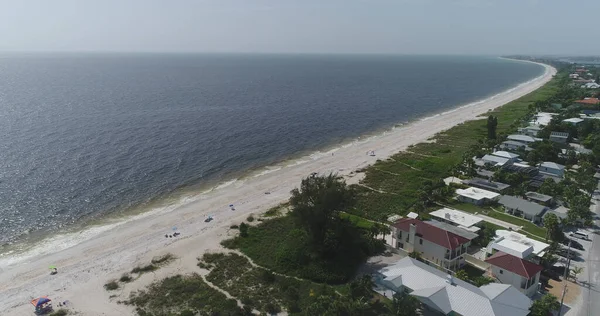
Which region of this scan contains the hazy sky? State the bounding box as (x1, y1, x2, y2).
(1, 0, 598, 55)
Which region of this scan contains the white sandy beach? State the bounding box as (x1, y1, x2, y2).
(0, 61, 556, 316)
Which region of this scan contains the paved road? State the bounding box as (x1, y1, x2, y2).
(576, 183, 600, 316)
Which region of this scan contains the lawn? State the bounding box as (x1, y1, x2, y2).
(450, 202, 547, 239)
(350, 78, 560, 222)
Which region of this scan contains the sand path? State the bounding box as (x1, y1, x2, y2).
(0, 61, 556, 316)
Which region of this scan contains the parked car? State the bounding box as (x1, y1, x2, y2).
(561, 238, 584, 250)
(541, 269, 561, 281)
(569, 232, 589, 240)
(557, 248, 578, 259)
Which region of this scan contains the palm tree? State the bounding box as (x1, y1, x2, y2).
(571, 266, 583, 282)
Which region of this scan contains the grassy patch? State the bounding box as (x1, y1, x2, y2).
(200, 252, 336, 314)
(127, 274, 240, 316)
(263, 203, 287, 217)
(221, 216, 383, 284)
(450, 202, 547, 238)
(104, 280, 119, 291)
(462, 264, 485, 280)
(350, 78, 559, 222)
(340, 212, 375, 229)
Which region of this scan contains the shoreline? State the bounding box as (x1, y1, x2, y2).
(0, 60, 556, 315)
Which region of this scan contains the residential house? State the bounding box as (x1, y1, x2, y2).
(462, 177, 511, 193)
(573, 97, 600, 106)
(517, 125, 542, 137)
(544, 206, 569, 221)
(569, 74, 579, 79)
(538, 161, 565, 178)
(485, 230, 549, 260)
(507, 134, 539, 145)
(375, 257, 532, 316)
(500, 140, 531, 151)
(479, 154, 510, 167)
(529, 112, 555, 126)
(456, 187, 501, 206)
(562, 118, 584, 125)
(498, 195, 547, 224)
(549, 131, 569, 144)
(582, 82, 600, 89)
(485, 252, 543, 298)
(427, 220, 480, 241)
(429, 208, 483, 232)
(525, 191, 554, 206)
(391, 218, 470, 271)
(479, 151, 520, 167)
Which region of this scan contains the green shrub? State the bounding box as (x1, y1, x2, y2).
(151, 253, 175, 265)
(49, 310, 68, 316)
(104, 280, 119, 291)
(120, 274, 133, 283)
(247, 215, 255, 222)
(131, 264, 157, 274)
(239, 222, 249, 237)
(230, 224, 239, 229)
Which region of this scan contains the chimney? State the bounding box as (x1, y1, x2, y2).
(446, 274, 454, 285)
(409, 223, 416, 244)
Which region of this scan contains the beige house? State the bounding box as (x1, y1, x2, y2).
(485, 252, 543, 298)
(392, 218, 470, 271)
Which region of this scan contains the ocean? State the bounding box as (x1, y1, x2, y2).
(0, 53, 543, 253)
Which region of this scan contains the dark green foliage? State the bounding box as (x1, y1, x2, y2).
(289, 173, 355, 250)
(246, 215, 255, 222)
(230, 224, 239, 229)
(127, 274, 240, 316)
(529, 294, 560, 316)
(239, 222, 249, 237)
(131, 264, 158, 274)
(349, 275, 375, 300)
(120, 274, 133, 283)
(151, 253, 175, 265)
(487, 115, 498, 139)
(390, 291, 421, 316)
(221, 215, 383, 284)
(455, 270, 469, 281)
(474, 222, 502, 247)
(104, 280, 119, 291)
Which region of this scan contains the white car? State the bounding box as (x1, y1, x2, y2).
(569, 232, 589, 240)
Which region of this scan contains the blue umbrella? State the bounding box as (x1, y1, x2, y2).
(172, 226, 177, 231)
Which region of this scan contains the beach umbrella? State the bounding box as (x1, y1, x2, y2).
(31, 296, 51, 307)
(48, 265, 56, 270)
(172, 226, 177, 231)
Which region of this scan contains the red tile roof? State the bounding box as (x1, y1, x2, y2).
(485, 252, 543, 278)
(574, 98, 600, 105)
(392, 218, 469, 249)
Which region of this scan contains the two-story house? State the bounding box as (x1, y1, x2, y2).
(392, 218, 470, 271)
(485, 251, 543, 298)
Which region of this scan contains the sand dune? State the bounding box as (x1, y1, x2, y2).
(0, 61, 556, 316)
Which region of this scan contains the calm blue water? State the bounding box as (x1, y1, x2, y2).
(0, 54, 543, 246)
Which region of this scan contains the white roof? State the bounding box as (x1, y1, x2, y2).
(443, 176, 463, 185)
(540, 161, 565, 170)
(406, 212, 419, 219)
(492, 151, 519, 159)
(456, 187, 500, 201)
(563, 118, 584, 124)
(507, 134, 538, 143)
(529, 112, 555, 126)
(481, 154, 510, 166)
(488, 230, 549, 258)
(430, 208, 483, 228)
(378, 257, 531, 316)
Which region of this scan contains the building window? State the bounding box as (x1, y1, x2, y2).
(419, 238, 423, 245)
(398, 231, 402, 239)
(499, 270, 503, 274)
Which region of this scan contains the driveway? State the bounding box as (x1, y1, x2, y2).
(477, 214, 521, 231)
